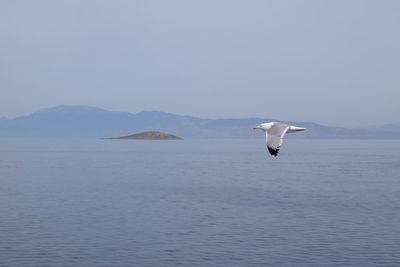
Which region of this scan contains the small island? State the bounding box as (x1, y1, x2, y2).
(103, 131, 182, 140)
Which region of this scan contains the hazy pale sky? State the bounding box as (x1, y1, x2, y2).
(1, 0, 399, 127)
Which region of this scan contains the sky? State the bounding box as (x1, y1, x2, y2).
(1, 0, 399, 127)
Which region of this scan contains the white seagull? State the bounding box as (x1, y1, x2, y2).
(252, 122, 306, 157)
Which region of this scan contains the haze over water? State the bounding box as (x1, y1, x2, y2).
(1, 138, 399, 266)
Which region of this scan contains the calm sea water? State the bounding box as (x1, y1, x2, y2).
(0, 138, 399, 267)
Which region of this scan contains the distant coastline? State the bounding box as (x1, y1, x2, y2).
(1, 105, 400, 139)
(102, 131, 182, 140)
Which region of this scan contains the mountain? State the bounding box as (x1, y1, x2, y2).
(0, 106, 136, 138)
(0, 105, 399, 139)
(360, 123, 400, 133)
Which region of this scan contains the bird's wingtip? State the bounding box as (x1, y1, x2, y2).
(267, 146, 280, 157)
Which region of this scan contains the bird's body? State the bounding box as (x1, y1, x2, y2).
(253, 122, 305, 157)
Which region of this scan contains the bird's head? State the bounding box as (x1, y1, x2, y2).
(252, 122, 273, 131)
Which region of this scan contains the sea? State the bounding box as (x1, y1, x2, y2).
(0, 138, 399, 267)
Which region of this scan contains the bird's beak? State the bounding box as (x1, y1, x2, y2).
(252, 126, 261, 130)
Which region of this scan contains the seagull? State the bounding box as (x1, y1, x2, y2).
(252, 122, 306, 157)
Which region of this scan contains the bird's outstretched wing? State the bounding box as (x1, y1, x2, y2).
(266, 122, 290, 157)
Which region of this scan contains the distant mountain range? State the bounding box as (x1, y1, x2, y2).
(0, 105, 399, 139)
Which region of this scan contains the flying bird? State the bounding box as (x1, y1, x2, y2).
(253, 122, 305, 157)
